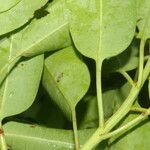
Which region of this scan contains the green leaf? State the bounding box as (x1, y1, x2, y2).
(69, 0, 136, 60)
(108, 114, 150, 150)
(0, 0, 48, 35)
(79, 96, 98, 129)
(0, 38, 10, 70)
(68, 0, 136, 127)
(0, 33, 43, 121)
(19, 90, 66, 128)
(42, 46, 90, 120)
(21, 0, 71, 57)
(0, 0, 72, 87)
(4, 122, 95, 150)
(103, 41, 139, 74)
(137, 0, 150, 39)
(0, 0, 20, 13)
(79, 91, 116, 129)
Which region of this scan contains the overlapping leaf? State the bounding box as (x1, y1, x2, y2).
(4, 122, 95, 150)
(0, 0, 21, 13)
(69, 0, 136, 61)
(137, 0, 150, 39)
(42, 46, 90, 120)
(103, 41, 139, 74)
(0, 33, 43, 121)
(0, 0, 71, 86)
(0, 0, 48, 35)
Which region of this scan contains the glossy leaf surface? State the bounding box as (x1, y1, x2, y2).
(137, 0, 150, 39)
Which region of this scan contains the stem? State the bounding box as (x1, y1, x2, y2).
(81, 58, 150, 150)
(105, 86, 140, 132)
(142, 57, 150, 84)
(138, 39, 145, 86)
(131, 107, 148, 113)
(81, 108, 150, 150)
(0, 127, 7, 150)
(96, 60, 104, 128)
(102, 110, 150, 141)
(120, 71, 135, 87)
(72, 108, 80, 150)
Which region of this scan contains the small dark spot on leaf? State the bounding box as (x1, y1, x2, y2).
(56, 73, 64, 83)
(20, 63, 24, 66)
(9, 91, 14, 97)
(137, 18, 142, 22)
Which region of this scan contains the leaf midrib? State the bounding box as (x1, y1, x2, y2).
(6, 133, 74, 148)
(0, 0, 22, 14)
(44, 65, 71, 108)
(140, 6, 150, 39)
(21, 22, 68, 56)
(97, 0, 103, 61)
(0, 36, 13, 121)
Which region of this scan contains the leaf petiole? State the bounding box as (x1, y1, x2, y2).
(138, 39, 145, 86)
(81, 57, 150, 150)
(96, 60, 104, 128)
(71, 108, 80, 150)
(120, 71, 135, 87)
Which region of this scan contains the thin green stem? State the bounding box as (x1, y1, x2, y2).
(81, 57, 150, 150)
(72, 108, 80, 150)
(138, 39, 145, 86)
(142, 57, 150, 84)
(96, 61, 104, 128)
(101, 109, 150, 141)
(120, 71, 135, 87)
(105, 86, 140, 132)
(131, 107, 148, 113)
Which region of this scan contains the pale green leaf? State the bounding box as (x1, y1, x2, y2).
(0, 38, 10, 70)
(0, 32, 43, 121)
(69, 0, 136, 61)
(137, 0, 150, 39)
(4, 122, 95, 150)
(0, 0, 20, 13)
(0, 0, 71, 87)
(21, 0, 71, 57)
(68, 0, 136, 126)
(103, 41, 139, 74)
(0, 0, 48, 35)
(108, 114, 150, 150)
(78, 82, 132, 129)
(42, 46, 90, 120)
(79, 96, 98, 129)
